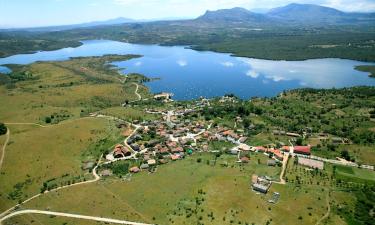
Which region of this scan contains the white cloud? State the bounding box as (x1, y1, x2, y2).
(134, 61, 143, 66)
(246, 70, 259, 78)
(177, 60, 188, 67)
(221, 61, 235, 67)
(265, 75, 287, 82)
(323, 0, 375, 12)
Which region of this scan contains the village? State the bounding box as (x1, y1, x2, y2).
(96, 94, 366, 201)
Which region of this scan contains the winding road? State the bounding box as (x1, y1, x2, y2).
(0, 117, 148, 225)
(0, 155, 102, 220)
(0, 209, 153, 225)
(133, 83, 141, 101)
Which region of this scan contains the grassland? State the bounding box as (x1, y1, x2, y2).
(98, 106, 159, 122)
(4, 153, 331, 225)
(0, 118, 121, 211)
(335, 165, 375, 183)
(0, 55, 147, 213)
(0, 55, 141, 123)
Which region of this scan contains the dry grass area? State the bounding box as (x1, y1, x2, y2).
(0, 55, 142, 124)
(98, 106, 159, 122)
(0, 117, 116, 212)
(4, 153, 329, 225)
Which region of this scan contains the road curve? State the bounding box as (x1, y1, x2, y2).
(133, 83, 141, 101)
(0, 128, 10, 171)
(0, 156, 102, 219)
(0, 209, 154, 225)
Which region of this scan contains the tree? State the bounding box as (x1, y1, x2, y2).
(0, 123, 7, 135)
(340, 150, 351, 161)
(296, 137, 303, 145)
(45, 117, 52, 124)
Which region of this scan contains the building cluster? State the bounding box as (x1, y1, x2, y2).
(252, 174, 272, 194)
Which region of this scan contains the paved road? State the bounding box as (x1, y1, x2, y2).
(0, 209, 154, 225)
(0, 128, 10, 171)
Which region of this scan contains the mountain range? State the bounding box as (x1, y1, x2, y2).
(196, 3, 375, 25)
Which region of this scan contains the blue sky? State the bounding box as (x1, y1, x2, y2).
(1, 0, 375, 28)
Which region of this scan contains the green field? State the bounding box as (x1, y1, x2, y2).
(4, 153, 331, 225)
(335, 165, 375, 183)
(0, 55, 141, 123)
(0, 55, 145, 212)
(0, 118, 121, 211)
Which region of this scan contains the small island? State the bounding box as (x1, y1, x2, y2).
(355, 65, 375, 78)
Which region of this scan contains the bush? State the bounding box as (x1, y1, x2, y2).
(0, 123, 7, 135)
(45, 117, 52, 124)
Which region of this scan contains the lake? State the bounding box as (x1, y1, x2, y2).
(1, 39, 374, 100)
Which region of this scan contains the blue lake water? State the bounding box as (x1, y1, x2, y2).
(0, 39, 374, 100)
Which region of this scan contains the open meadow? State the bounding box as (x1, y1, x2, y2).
(2, 153, 332, 225)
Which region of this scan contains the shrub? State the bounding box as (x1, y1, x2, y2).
(0, 123, 7, 135)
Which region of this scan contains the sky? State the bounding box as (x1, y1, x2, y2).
(1, 0, 375, 28)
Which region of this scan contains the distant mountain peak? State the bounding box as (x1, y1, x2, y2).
(197, 7, 269, 23)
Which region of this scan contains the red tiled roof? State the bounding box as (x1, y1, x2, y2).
(256, 146, 267, 152)
(294, 146, 311, 154)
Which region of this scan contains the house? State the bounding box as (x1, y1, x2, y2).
(268, 149, 283, 160)
(147, 159, 156, 166)
(238, 143, 251, 151)
(129, 167, 140, 173)
(140, 164, 150, 169)
(158, 159, 168, 164)
(239, 137, 248, 143)
(255, 146, 267, 152)
(166, 141, 178, 148)
(171, 154, 180, 161)
(294, 146, 311, 155)
(252, 175, 272, 194)
(113, 144, 131, 158)
(171, 147, 184, 153)
(154, 92, 173, 101)
(281, 146, 290, 153)
(130, 144, 140, 151)
(252, 183, 270, 194)
(159, 147, 169, 154)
